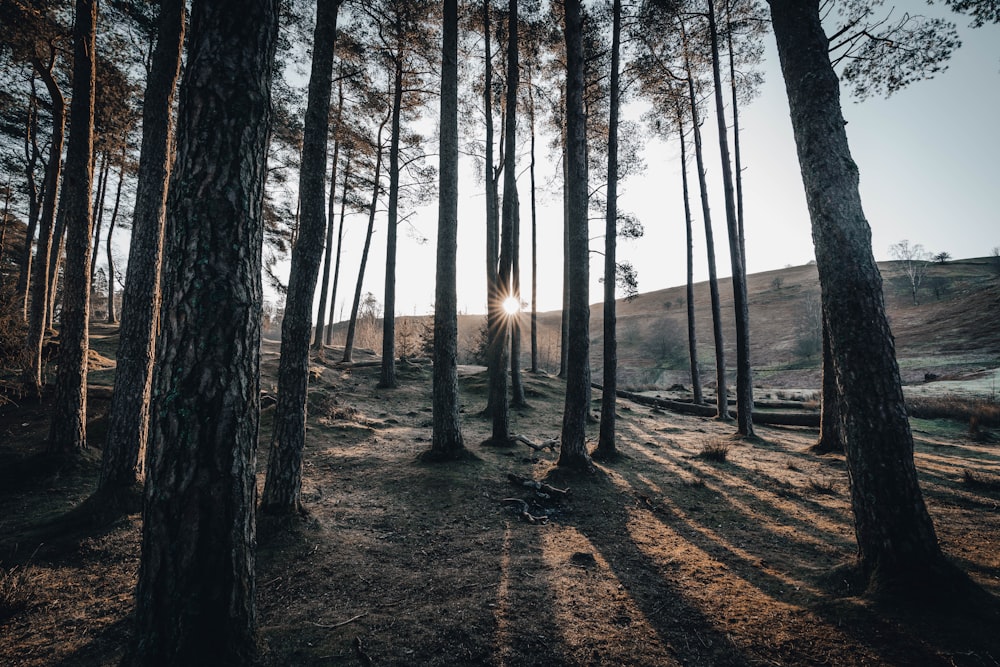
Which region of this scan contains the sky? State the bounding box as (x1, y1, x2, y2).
(299, 9, 1000, 322)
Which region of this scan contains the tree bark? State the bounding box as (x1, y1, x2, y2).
(100, 0, 184, 498)
(595, 0, 622, 461)
(423, 0, 465, 462)
(16, 82, 41, 320)
(708, 0, 753, 436)
(813, 312, 844, 453)
(128, 0, 278, 662)
(262, 0, 342, 515)
(48, 0, 97, 456)
(557, 0, 592, 470)
(22, 55, 65, 396)
(769, 0, 953, 595)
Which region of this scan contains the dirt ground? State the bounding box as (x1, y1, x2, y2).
(2, 334, 1000, 666)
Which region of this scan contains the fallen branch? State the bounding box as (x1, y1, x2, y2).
(309, 611, 369, 629)
(507, 473, 571, 497)
(512, 434, 559, 452)
(502, 498, 549, 524)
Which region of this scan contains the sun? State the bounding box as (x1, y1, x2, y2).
(502, 296, 521, 315)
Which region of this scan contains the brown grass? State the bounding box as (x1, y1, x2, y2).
(908, 396, 1000, 428)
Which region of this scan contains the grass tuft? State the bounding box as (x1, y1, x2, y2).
(807, 478, 838, 495)
(0, 564, 36, 621)
(962, 469, 1000, 491)
(698, 440, 730, 463)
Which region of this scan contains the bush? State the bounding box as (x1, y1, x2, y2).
(698, 440, 729, 462)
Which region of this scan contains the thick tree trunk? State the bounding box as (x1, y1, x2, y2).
(708, 0, 753, 436)
(128, 1, 278, 663)
(423, 0, 465, 462)
(769, 0, 953, 596)
(262, 0, 342, 515)
(106, 160, 125, 324)
(685, 52, 729, 420)
(380, 54, 403, 389)
(557, 0, 592, 470)
(343, 116, 388, 364)
(100, 0, 184, 498)
(678, 111, 703, 405)
(313, 78, 344, 351)
(22, 58, 65, 396)
(48, 0, 97, 456)
(595, 0, 622, 461)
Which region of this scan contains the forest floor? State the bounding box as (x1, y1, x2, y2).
(2, 326, 1000, 666)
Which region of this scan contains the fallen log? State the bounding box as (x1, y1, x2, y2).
(502, 498, 549, 524)
(512, 434, 559, 452)
(593, 383, 820, 428)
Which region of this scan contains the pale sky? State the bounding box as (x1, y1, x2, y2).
(304, 11, 1000, 322)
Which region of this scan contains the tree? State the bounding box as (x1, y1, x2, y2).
(100, 0, 185, 501)
(262, 0, 343, 516)
(594, 0, 622, 462)
(707, 0, 753, 436)
(889, 238, 931, 306)
(421, 0, 465, 462)
(768, 0, 967, 598)
(47, 0, 97, 455)
(127, 0, 278, 662)
(933, 251, 951, 264)
(557, 0, 592, 470)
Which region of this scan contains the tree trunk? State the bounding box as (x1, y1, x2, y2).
(708, 0, 753, 436)
(684, 42, 729, 421)
(106, 159, 125, 324)
(678, 110, 703, 405)
(262, 0, 342, 515)
(22, 57, 65, 397)
(508, 9, 525, 406)
(48, 0, 97, 456)
(422, 0, 465, 462)
(483, 0, 500, 387)
(380, 53, 403, 389)
(89, 152, 109, 288)
(769, 0, 954, 596)
(528, 74, 539, 374)
(595, 0, 622, 461)
(100, 0, 184, 498)
(17, 83, 41, 320)
(557, 0, 592, 470)
(325, 154, 351, 346)
(343, 115, 388, 363)
(313, 77, 344, 351)
(813, 312, 843, 453)
(128, 0, 278, 663)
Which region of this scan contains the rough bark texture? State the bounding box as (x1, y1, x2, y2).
(423, 0, 465, 462)
(708, 0, 753, 436)
(22, 58, 64, 396)
(100, 0, 184, 496)
(595, 0, 621, 461)
(769, 0, 950, 595)
(128, 1, 278, 663)
(685, 56, 729, 420)
(557, 0, 592, 470)
(678, 111, 703, 405)
(262, 0, 341, 516)
(48, 0, 97, 455)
